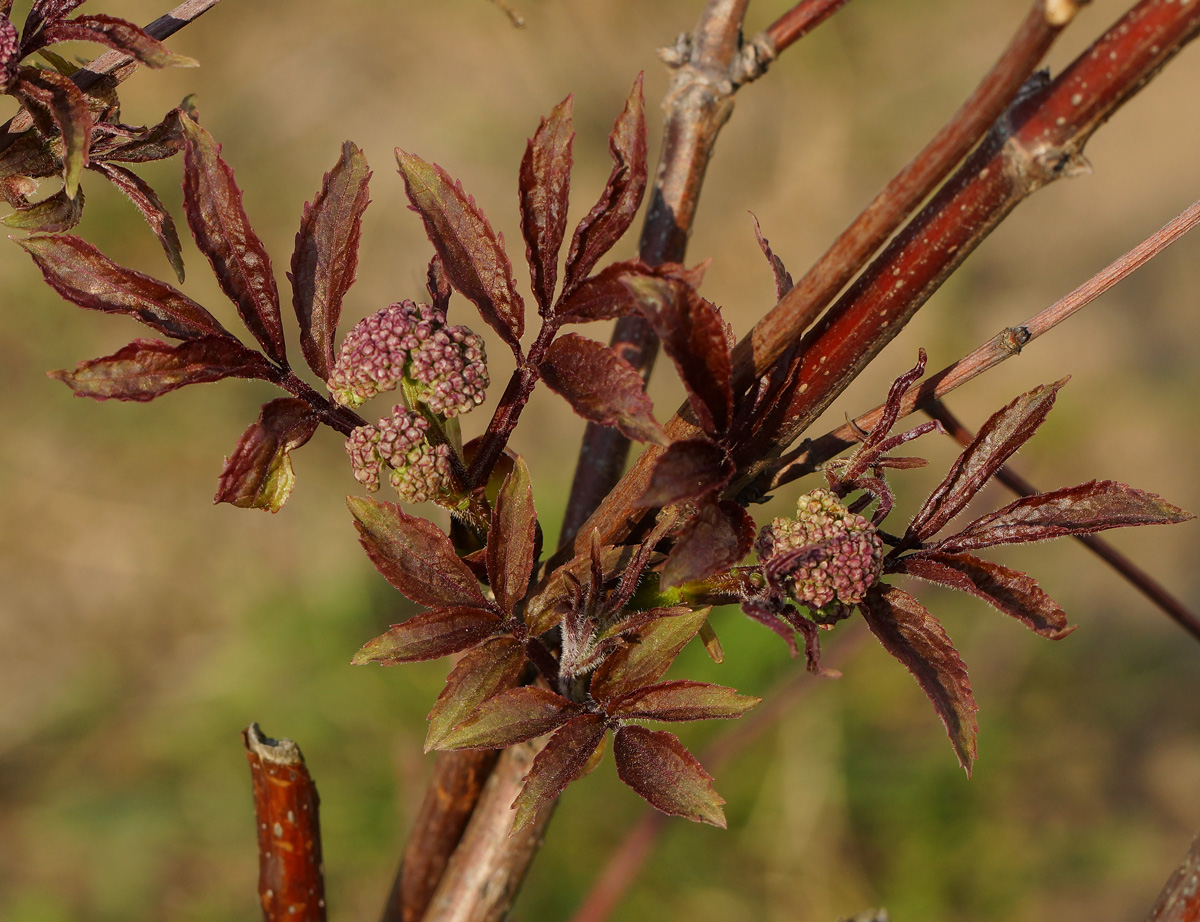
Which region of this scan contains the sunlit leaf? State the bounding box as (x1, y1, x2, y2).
(511, 714, 606, 832)
(22, 0, 89, 38)
(907, 381, 1065, 541)
(213, 398, 319, 513)
(613, 726, 725, 827)
(751, 213, 793, 299)
(2, 184, 82, 231)
(347, 495, 490, 610)
(590, 606, 710, 703)
(181, 115, 286, 364)
(519, 94, 574, 314)
(88, 161, 185, 281)
(50, 336, 274, 402)
(32, 15, 198, 67)
(425, 636, 526, 752)
(933, 480, 1195, 553)
(895, 551, 1074, 639)
(396, 148, 525, 353)
(606, 680, 759, 722)
(562, 75, 647, 292)
(539, 332, 666, 445)
(437, 686, 579, 750)
(16, 234, 226, 339)
(487, 456, 538, 617)
(352, 606, 501, 666)
(12, 65, 92, 196)
(860, 584, 978, 775)
(290, 140, 371, 380)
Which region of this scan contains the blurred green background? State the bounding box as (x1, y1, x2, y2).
(2, 1, 1199, 920)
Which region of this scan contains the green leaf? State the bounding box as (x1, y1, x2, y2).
(213, 398, 319, 513)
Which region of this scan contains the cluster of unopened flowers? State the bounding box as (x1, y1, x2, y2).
(330, 300, 488, 504)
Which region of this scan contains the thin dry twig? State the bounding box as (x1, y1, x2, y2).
(767, 196, 1200, 489)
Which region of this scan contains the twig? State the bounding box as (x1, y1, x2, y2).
(243, 724, 326, 922)
(569, 626, 870, 922)
(1144, 833, 1200, 922)
(730, 0, 1077, 398)
(925, 400, 1200, 644)
(766, 196, 1200, 489)
(571, 0, 1200, 558)
(559, 0, 752, 546)
(0, 0, 224, 152)
(421, 741, 554, 922)
(379, 751, 500, 922)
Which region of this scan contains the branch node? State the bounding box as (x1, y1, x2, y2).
(730, 33, 777, 87)
(658, 33, 693, 68)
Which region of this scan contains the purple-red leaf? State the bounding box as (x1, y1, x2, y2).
(181, 115, 286, 364)
(13, 65, 92, 195)
(591, 606, 710, 703)
(607, 680, 759, 722)
(613, 725, 725, 827)
(637, 438, 733, 508)
(88, 161, 185, 281)
(622, 274, 733, 437)
(539, 332, 666, 445)
(425, 636, 526, 752)
(16, 234, 226, 339)
(1, 17, 18, 87)
(751, 213, 793, 299)
(395, 149, 525, 354)
(290, 140, 371, 381)
(33, 15, 198, 67)
(437, 686, 579, 751)
(662, 499, 756, 588)
(21, 0, 88, 39)
(511, 714, 606, 832)
(554, 259, 648, 324)
(50, 336, 274, 402)
(861, 585, 979, 774)
(895, 551, 1074, 639)
(562, 75, 647, 292)
(487, 455, 538, 617)
(352, 606, 501, 666)
(934, 480, 1195, 553)
(523, 544, 632, 636)
(347, 495, 489, 610)
(908, 381, 1065, 541)
(1, 185, 83, 232)
(519, 95, 574, 314)
(213, 398, 318, 513)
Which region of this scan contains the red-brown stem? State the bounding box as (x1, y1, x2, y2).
(243, 724, 326, 922)
(0, 0, 224, 152)
(1145, 834, 1200, 922)
(925, 400, 1200, 644)
(763, 0, 856, 57)
(559, 0, 751, 547)
(767, 195, 1200, 489)
(569, 626, 869, 922)
(574, 0, 1200, 556)
(731, 0, 1075, 397)
(380, 750, 501, 922)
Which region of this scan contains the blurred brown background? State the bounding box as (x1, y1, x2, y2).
(2, 1, 1199, 920)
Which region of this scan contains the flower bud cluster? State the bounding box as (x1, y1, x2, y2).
(757, 488, 884, 620)
(329, 300, 488, 417)
(346, 406, 454, 504)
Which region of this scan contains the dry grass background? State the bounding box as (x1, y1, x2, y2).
(1, 1, 1199, 920)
